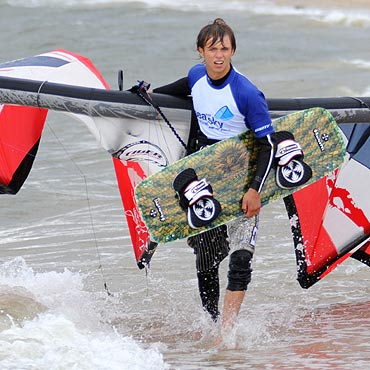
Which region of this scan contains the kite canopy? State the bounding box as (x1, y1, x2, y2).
(0, 50, 369, 280)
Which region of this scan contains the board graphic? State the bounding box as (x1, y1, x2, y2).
(135, 108, 347, 243)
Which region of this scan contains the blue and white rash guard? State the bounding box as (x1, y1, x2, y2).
(153, 65, 276, 192)
(188, 64, 274, 140)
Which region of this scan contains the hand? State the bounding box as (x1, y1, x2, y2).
(129, 80, 151, 94)
(241, 188, 261, 218)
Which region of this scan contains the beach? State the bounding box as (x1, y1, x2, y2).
(277, 0, 370, 9)
(0, 1, 369, 369)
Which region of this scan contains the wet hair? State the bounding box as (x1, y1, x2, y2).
(196, 18, 236, 51)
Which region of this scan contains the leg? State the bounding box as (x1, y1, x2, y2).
(188, 225, 229, 320)
(222, 249, 253, 329)
(197, 266, 220, 321)
(221, 290, 246, 330)
(220, 216, 258, 332)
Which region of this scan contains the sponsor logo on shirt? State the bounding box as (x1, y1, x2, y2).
(214, 106, 234, 121)
(195, 106, 234, 132)
(196, 111, 224, 129)
(255, 123, 272, 133)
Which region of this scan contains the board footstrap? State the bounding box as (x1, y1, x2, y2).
(173, 168, 222, 228)
(274, 131, 313, 189)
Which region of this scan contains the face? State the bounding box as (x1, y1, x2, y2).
(198, 35, 235, 80)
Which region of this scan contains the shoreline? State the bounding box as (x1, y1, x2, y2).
(273, 0, 370, 10)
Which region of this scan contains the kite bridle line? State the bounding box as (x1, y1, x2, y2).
(123, 76, 187, 151)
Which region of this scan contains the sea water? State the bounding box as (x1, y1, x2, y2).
(0, 0, 369, 369)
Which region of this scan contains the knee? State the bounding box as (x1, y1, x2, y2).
(227, 249, 253, 291)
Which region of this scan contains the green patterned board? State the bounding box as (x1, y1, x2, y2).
(135, 108, 347, 244)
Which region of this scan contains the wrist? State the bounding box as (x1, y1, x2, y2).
(249, 177, 262, 192)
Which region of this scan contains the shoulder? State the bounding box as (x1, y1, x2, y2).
(229, 67, 267, 106)
(230, 67, 259, 93)
(188, 64, 206, 88)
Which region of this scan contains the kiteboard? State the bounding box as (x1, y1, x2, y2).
(135, 107, 347, 244)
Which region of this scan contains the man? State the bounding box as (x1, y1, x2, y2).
(152, 18, 276, 336)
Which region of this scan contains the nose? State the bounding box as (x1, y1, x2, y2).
(215, 49, 223, 58)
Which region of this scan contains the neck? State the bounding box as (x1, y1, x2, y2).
(208, 66, 232, 86)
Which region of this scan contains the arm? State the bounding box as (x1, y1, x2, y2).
(242, 134, 275, 217)
(153, 77, 191, 97)
(236, 81, 275, 217)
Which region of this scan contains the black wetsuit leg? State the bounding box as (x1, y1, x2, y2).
(188, 225, 229, 321)
(197, 266, 220, 321)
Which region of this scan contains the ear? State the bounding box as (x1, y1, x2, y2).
(198, 47, 205, 58)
